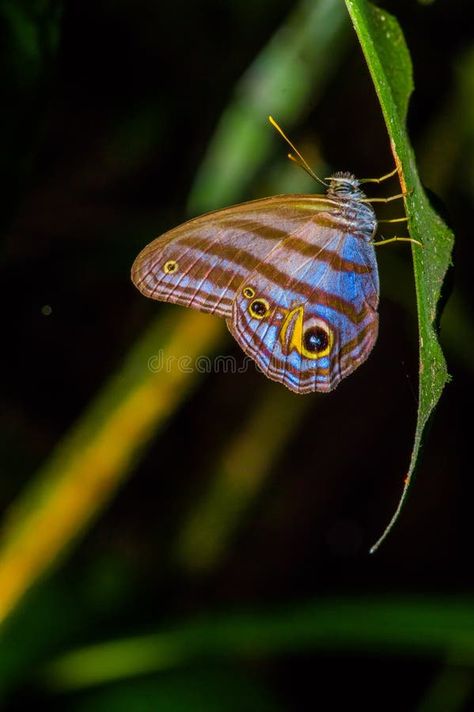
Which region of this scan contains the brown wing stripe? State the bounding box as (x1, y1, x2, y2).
(177, 233, 372, 275)
(218, 218, 289, 242)
(177, 236, 263, 270)
(255, 262, 371, 324)
(143, 281, 233, 306)
(283, 236, 372, 273)
(339, 320, 378, 359)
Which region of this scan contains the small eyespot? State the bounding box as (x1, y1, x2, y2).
(163, 260, 179, 274)
(249, 298, 270, 319)
(303, 327, 329, 354)
(243, 286, 255, 299)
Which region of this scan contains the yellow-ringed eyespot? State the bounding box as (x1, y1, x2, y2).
(242, 286, 255, 299)
(303, 326, 330, 354)
(301, 318, 333, 359)
(279, 307, 333, 359)
(249, 298, 270, 319)
(163, 260, 179, 274)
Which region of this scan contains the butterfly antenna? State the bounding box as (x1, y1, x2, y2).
(268, 116, 328, 188)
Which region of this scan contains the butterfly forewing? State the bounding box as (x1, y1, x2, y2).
(131, 196, 338, 317)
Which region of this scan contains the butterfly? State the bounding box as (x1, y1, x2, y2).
(131, 119, 408, 394)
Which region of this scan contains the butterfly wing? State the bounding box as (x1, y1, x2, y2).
(132, 194, 379, 394)
(228, 207, 379, 393)
(132, 195, 352, 318)
(131, 196, 340, 317)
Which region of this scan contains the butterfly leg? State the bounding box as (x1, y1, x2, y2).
(373, 235, 422, 247)
(359, 167, 398, 184)
(378, 216, 409, 224)
(361, 192, 409, 204)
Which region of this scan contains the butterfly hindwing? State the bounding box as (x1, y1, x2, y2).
(228, 213, 379, 393)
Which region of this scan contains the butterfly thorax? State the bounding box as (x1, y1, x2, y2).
(326, 171, 376, 238)
(326, 171, 364, 198)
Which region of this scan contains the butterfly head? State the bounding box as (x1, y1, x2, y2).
(326, 172, 365, 201)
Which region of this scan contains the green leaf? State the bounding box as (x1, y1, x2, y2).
(344, 0, 454, 550)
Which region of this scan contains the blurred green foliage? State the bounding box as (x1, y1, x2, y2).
(0, 0, 472, 710)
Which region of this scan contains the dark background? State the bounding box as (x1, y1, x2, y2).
(0, 0, 472, 709)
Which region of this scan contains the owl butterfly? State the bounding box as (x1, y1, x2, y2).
(132, 118, 411, 394)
